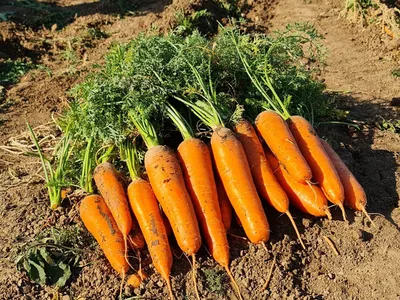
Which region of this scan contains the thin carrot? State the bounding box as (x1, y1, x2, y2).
(234, 119, 305, 249)
(265, 150, 331, 218)
(288, 116, 346, 221)
(128, 178, 174, 299)
(79, 194, 129, 276)
(166, 104, 241, 299)
(320, 139, 375, 226)
(93, 162, 133, 266)
(255, 111, 312, 183)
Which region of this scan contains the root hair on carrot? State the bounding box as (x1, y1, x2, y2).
(324, 208, 332, 220)
(261, 256, 276, 292)
(323, 236, 340, 256)
(361, 206, 376, 227)
(225, 266, 243, 300)
(286, 211, 306, 250)
(338, 203, 348, 222)
(192, 254, 200, 300)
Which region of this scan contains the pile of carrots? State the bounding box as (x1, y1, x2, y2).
(33, 26, 375, 299)
(78, 109, 373, 299)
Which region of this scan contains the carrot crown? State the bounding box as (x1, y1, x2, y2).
(230, 30, 291, 120)
(165, 102, 194, 140)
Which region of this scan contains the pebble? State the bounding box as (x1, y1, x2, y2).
(22, 285, 31, 294)
(156, 280, 164, 288)
(62, 295, 70, 300)
(242, 278, 250, 288)
(302, 219, 311, 228)
(313, 250, 321, 259)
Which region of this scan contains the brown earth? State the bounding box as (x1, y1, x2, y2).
(0, 0, 399, 299)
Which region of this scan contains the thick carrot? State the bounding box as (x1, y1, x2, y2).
(93, 162, 132, 242)
(177, 138, 229, 267)
(79, 195, 129, 276)
(320, 139, 375, 225)
(145, 145, 201, 255)
(127, 178, 174, 299)
(255, 111, 312, 183)
(265, 150, 331, 218)
(216, 175, 232, 231)
(288, 116, 346, 220)
(211, 126, 270, 244)
(234, 119, 305, 249)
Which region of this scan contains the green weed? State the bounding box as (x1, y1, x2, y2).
(202, 268, 228, 295)
(174, 9, 213, 36)
(378, 118, 400, 134)
(0, 59, 34, 86)
(391, 69, 400, 77)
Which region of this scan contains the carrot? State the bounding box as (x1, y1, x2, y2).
(128, 224, 146, 250)
(166, 103, 242, 299)
(127, 178, 174, 299)
(216, 175, 232, 231)
(320, 139, 375, 225)
(93, 162, 133, 265)
(79, 194, 129, 276)
(265, 150, 331, 218)
(208, 143, 232, 231)
(288, 116, 346, 221)
(211, 126, 270, 244)
(255, 111, 312, 183)
(162, 211, 173, 238)
(234, 119, 305, 249)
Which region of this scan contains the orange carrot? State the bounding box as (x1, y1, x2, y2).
(216, 175, 232, 231)
(79, 195, 129, 276)
(234, 119, 305, 249)
(211, 126, 270, 244)
(288, 116, 346, 220)
(145, 145, 201, 255)
(162, 211, 173, 238)
(178, 138, 229, 267)
(93, 162, 133, 252)
(265, 150, 331, 218)
(128, 222, 146, 250)
(127, 178, 174, 299)
(255, 111, 312, 183)
(320, 139, 375, 225)
(208, 143, 232, 231)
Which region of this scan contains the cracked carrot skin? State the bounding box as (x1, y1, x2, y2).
(145, 145, 201, 255)
(79, 194, 129, 275)
(320, 139, 366, 211)
(234, 119, 289, 213)
(288, 116, 345, 206)
(178, 138, 229, 267)
(211, 126, 270, 244)
(127, 178, 173, 286)
(255, 111, 312, 183)
(265, 150, 329, 217)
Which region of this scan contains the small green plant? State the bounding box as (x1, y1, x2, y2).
(174, 9, 213, 35)
(62, 41, 78, 64)
(378, 118, 400, 134)
(0, 59, 35, 86)
(16, 226, 86, 287)
(391, 69, 400, 77)
(27, 124, 73, 209)
(87, 27, 110, 40)
(202, 268, 228, 295)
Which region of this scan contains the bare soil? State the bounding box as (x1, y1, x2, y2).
(0, 0, 399, 299)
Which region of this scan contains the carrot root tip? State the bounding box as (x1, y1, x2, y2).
(286, 211, 306, 250)
(225, 266, 243, 300)
(261, 256, 276, 292)
(361, 206, 376, 228)
(191, 254, 200, 300)
(338, 203, 348, 222)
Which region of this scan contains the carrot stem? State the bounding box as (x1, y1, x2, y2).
(361, 206, 376, 227)
(192, 254, 200, 300)
(225, 266, 243, 300)
(285, 211, 306, 250)
(261, 256, 276, 292)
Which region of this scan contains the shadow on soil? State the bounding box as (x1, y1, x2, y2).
(1, 0, 172, 29)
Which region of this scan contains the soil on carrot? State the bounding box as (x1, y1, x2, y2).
(0, 0, 399, 299)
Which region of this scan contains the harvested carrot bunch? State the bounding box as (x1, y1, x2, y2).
(28, 23, 374, 299)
